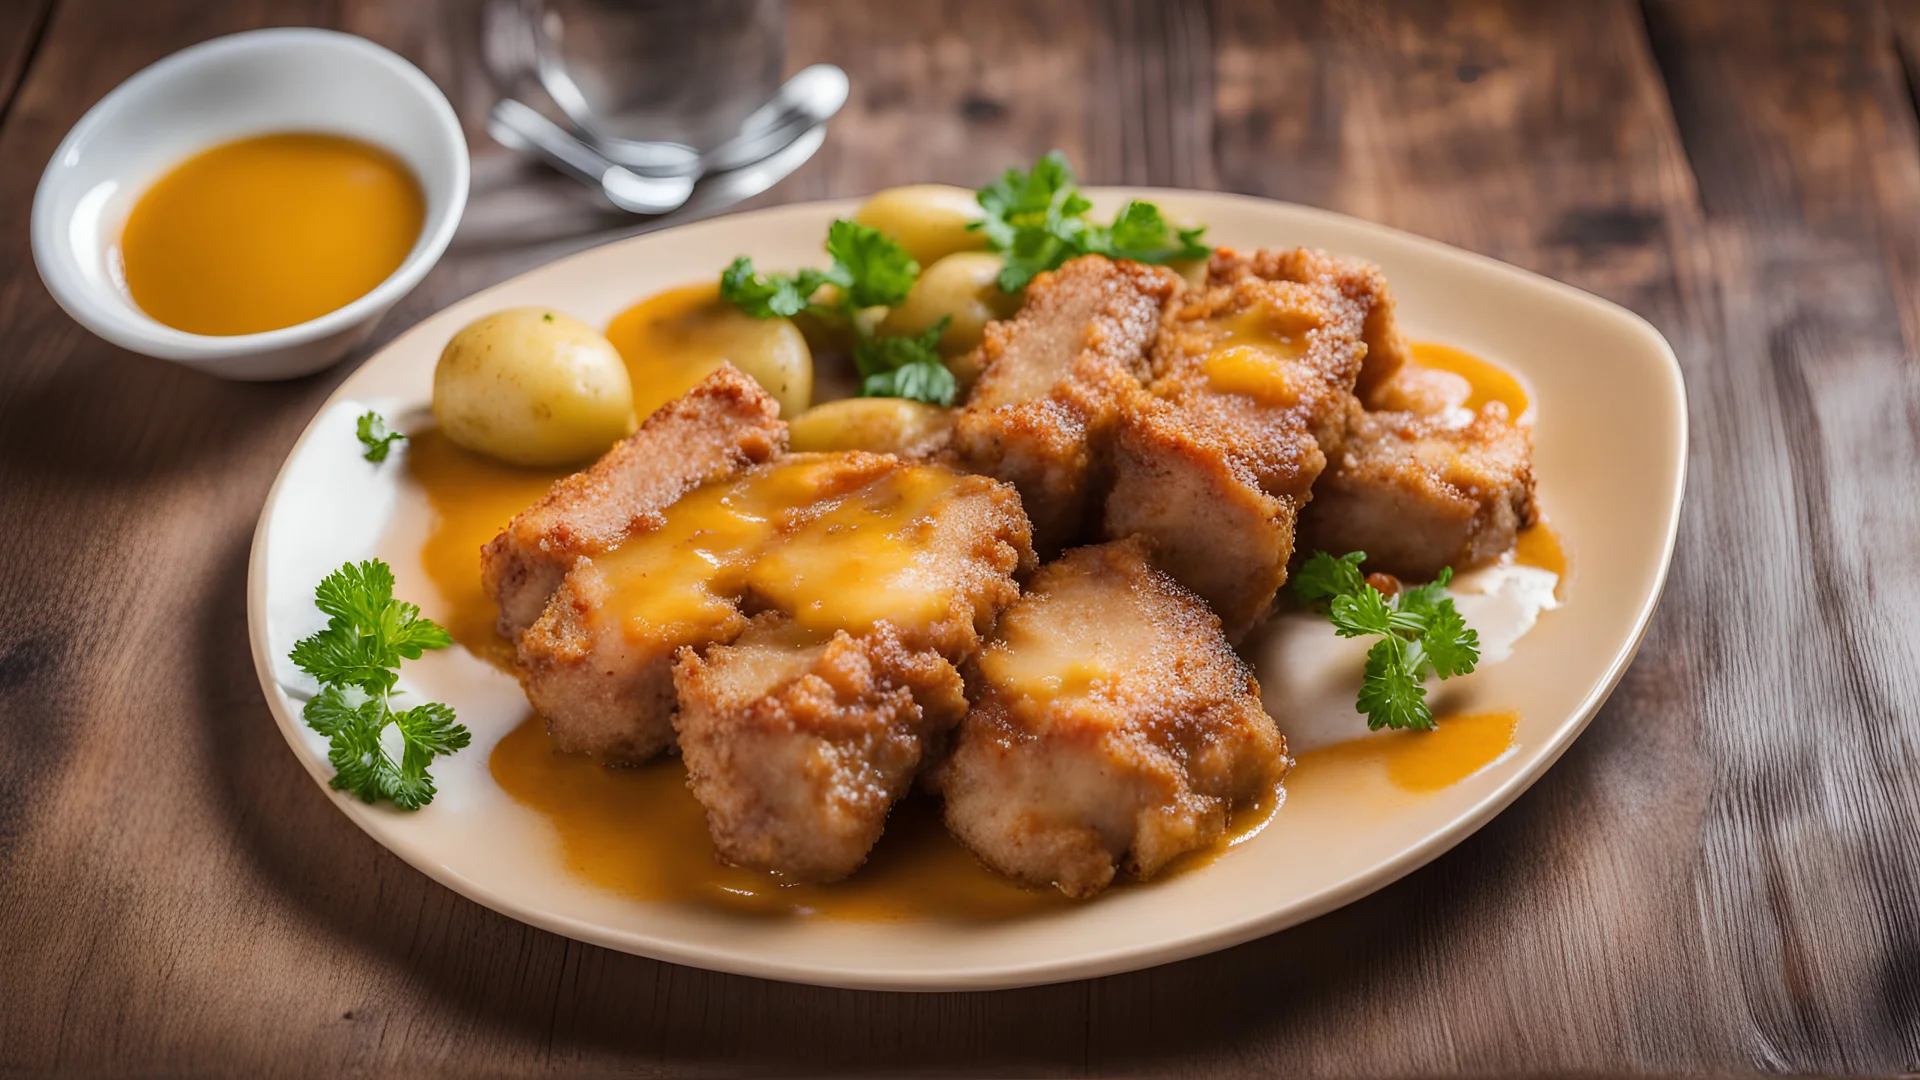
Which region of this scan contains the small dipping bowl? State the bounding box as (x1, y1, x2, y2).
(32, 28, 470, 380)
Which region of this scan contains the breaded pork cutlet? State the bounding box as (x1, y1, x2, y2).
(1299, 403, 1537, 581)
(1207, 246, 1414, 406)
(674, 618, 970, 882)
(953, 256, 1183, 555)
(515, 449, 1031, 766)
(1103, 254, 1376, 638)
(935, 538, 1288, 899)
(480, 363, 785, 639)
(669, 460, 1032, 878)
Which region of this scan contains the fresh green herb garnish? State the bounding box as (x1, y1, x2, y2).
(1293, 551, 1480, 732)
(288, 559, 469, 809)
(720, 219, 919, 320)
(822, 218, 920, 309)
(355, 411, 405, 463)
(720, 258, 834, 319)
(856, 317, 955, 405)
(721, 221, 954, 404)
(973, 150, 1210, 292)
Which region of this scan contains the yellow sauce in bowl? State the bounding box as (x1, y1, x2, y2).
(119, 132, 425, 336)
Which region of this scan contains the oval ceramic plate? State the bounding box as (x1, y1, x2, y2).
(248, 191, 1686, 991)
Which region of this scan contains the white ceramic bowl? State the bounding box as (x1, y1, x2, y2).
(31, 28, 470, 380)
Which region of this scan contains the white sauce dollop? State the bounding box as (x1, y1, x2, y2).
(1245, 562, 1560, 752)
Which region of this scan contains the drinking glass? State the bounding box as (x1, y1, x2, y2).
(525, 0, 786, 155)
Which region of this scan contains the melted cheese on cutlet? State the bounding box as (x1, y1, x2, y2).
(592, 457, 967, 643)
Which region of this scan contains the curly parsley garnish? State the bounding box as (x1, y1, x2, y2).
(355, 411, 405, 463)
(721, 221, 955, 404)
(974, 150, 1210, 292)
(289, 559, 469, 809)
(1293, 551, 1480, 732)
(721, 219, 920, 320)
(856, 317, 954, 405)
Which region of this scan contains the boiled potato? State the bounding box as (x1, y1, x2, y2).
(853, 184, 989, 267)
(879, 252, 1021, 389)
(432, 307, 635, 467)
(788, 398, 955, 456)
(605, 284, 813, 419)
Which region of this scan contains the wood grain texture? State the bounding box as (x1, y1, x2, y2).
(2, 0, 1919, 1074)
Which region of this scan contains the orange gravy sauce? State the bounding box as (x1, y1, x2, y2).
(1294, 710, 1522, 794)
(489, 716, 1063, 919)
(407, 430, 569, 669)
(605, 282, 787, 421)
(1410, 341, 1532, 421)
(490, 715, 1284, 919)
(1515, 517, 1571, 601)
(120, 132, 424, 336)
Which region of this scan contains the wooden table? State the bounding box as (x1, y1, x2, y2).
(4, 1, 1918, 1074)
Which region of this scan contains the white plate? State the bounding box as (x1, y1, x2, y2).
(247, 191, 1686, 991)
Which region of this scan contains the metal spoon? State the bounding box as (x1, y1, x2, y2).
(487, 98, 697, 215)
(489, 98, 825, 219)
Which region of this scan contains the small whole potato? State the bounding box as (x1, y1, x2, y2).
(853, 184, 989, 268)
(787, 398, 954, 456)
(879, 252, 1021, 387)
(432, 308, 635, 467)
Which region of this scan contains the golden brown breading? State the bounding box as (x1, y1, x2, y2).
(674, 618, 969, 882)
(480, 363, 785, 639)
(515, 450, 1034, 766)
(935, 538, 1288, 898)
(953, 256, 1183, 555)
(1103, 266, 1371, 638)
(1207, 246, 1412, 403)
(1299, 402, 1537, 580)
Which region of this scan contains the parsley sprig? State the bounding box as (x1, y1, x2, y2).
(721, 219, 920, 321)
(856, 317, 954, 404)
(721, 220, 957, 405)
(974, 150, 1211, 293)
(1293, 551, 1480, 731)
(356, 411, 405, 463)
(289, 560, 469, 809)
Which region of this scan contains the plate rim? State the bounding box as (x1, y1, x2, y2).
(246, 189, 1689, 992)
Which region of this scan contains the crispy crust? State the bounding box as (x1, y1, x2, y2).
(1104, 264, 1371, 638)
(954, 256, 1184, 555)
(936, 538, 1288, 898)
(1299, 402, 1538, 580)
(480, 363, 786, 639)
(674, 619, 970, 882)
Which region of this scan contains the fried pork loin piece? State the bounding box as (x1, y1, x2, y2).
(1103, 258, 1376, 639)
(516, 449, 1034, 766)
(480, 363, 785, 639)
(952, 256, 1183, 555)
(1298, 402, 1537, 581)
(1207, 246, 1414, 406)
(674, 618, 970, 881)
(935, 539, 1288, 898)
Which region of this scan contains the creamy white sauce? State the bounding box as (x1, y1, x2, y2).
(1245, 562, 1560, 752)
